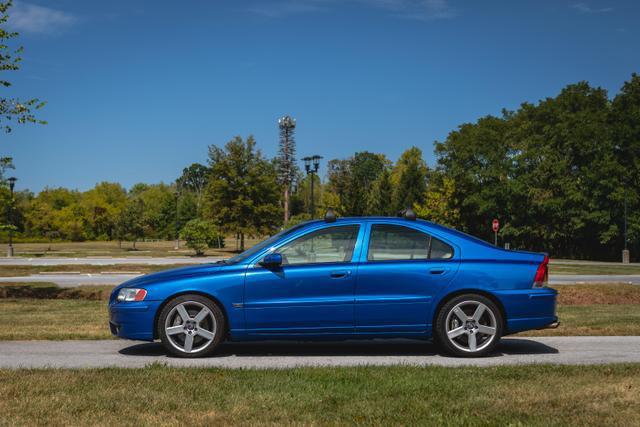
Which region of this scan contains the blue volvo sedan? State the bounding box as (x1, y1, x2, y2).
(109, 211, 558, 358)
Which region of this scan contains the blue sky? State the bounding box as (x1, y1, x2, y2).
(3, 0, 639, 192)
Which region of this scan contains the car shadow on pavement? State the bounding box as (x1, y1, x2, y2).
(118, 337, 558, 358)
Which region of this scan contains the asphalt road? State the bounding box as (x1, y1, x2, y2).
(0, 337, 638, 369)
(0, 257, 222, 266)
(0, 273, 638, 287)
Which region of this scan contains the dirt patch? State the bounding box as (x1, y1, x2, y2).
(0, 283, 113, 300)
(554, 284, 640, 305)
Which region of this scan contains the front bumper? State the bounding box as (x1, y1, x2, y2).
(109, 301, 161, 341)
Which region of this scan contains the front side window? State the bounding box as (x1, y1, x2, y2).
(367, 224, 453, 261)
(276, 225, 359, 265)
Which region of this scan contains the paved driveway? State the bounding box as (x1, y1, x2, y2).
(0, 336, 638, 369)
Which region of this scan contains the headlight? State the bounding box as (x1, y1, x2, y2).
(116, 288, 147, 302)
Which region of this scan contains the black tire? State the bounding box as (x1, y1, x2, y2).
(157, 294, 226, 358)
(434, 293, 503, 357)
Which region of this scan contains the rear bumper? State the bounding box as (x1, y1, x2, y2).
(494, 287, 558, 334)
(108, 301, 160, 341)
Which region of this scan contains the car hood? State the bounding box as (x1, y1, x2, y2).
(116, 263, 224, 289)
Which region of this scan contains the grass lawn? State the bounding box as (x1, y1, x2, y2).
(0, 364, 639, 426)
(2, 286, 640, 339)
(519, 305, 640, 337)
(549, 263, 640, 275)
(0, 299, 110, 340)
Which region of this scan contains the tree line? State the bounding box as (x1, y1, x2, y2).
(1, 74, 639, 259)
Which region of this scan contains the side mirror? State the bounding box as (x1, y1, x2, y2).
(260, 253, 282, 268)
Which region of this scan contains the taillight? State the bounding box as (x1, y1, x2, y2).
(533, 255, 549, 288)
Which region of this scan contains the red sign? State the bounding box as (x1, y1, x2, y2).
(492, 219, 499, 232)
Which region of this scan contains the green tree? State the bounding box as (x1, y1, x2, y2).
(81, 182, 127, 240)
(293, 173, 322, 218)
(367, 168, 394, 216)
(414, 174, 460, 227)
(140, 184, 175, 239)
(325, 159, 350, 215)
(434, 114, 515, 243)
(117, 198, 145, 249)
(391, 147, 428, 212)
(177, 163, 210, 214)
(326, 152, 388, 216)
(0, 1, 46, 134)
(203, 136, 281, 251)
(611, 73, 640, 256)
(507, 82, 617, 256)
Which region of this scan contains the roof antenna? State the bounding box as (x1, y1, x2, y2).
(324, 208, 337, 223)
(399, 207, 416, 221)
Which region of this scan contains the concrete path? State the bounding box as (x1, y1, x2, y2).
(0, 337, 638, 369)
(0, 257, 222, 266)
(549, 274, 640, 285)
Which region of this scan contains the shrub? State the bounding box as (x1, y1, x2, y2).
(180, 219, 222, 255)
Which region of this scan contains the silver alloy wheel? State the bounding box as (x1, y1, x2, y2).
(445, 300, 497, 353)
(164, 301, 217, 354)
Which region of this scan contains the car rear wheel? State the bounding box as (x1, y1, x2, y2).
(158, 294, 226, 358)
(435, 294, 503, 357)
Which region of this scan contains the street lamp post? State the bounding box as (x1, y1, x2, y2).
(302, 155, 322, 218)
(7, 177, 16, 257)
(623, 184, 630, 264)
(174, 185, 181, 250)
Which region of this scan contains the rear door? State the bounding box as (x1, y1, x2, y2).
(355, 223, 459, 333)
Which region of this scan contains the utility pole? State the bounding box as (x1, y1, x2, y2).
(278, 116, 297, 225)
(7, 177, 16, 257)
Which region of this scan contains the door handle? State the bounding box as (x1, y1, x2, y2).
(330, 270, 351, 279)
(430, 268, 447, 275)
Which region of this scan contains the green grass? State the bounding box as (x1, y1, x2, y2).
(0, 364, 639, 426)
(0, 299, 110, 340)
(520, 304, 640, 337)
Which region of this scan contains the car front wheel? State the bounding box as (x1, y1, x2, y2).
(435, 294, 503, 357)
(158, 294, 225, 358)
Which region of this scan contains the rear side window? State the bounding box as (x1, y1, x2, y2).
(367, 224, 453, 261)
(430, 237, 454, 259)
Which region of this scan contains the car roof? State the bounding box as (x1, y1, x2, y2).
(298, 216, 495, 248)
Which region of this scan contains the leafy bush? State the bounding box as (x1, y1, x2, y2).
(180, 219, 222, 255)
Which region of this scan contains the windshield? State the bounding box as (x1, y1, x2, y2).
(224, 222, 313, 264)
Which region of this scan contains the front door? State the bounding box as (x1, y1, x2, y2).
(355, 223, 459, 333)
(244, 224, 361, 335)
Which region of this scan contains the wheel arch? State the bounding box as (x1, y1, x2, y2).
(432, 288, 507, 331)
(153, 291, 230, 340)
